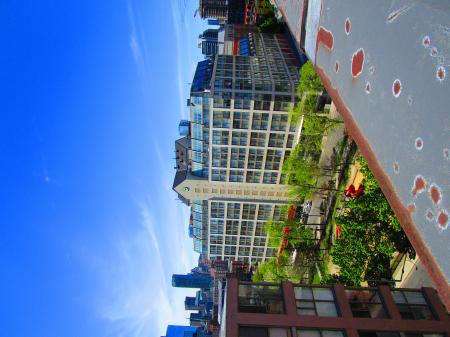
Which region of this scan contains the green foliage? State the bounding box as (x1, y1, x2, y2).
(296, 61, 324, 99)
(328, 157, 415, 286)
(253, 257, 289, 282)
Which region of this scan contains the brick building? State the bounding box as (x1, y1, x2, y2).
(218, 278, 450, 337)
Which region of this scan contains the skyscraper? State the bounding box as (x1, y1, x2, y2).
(172, 273, 213, 289)
(198, 29, 220, 57)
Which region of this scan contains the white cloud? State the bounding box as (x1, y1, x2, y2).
(169, 0, 189, 120)
(84, 167, 197, 337)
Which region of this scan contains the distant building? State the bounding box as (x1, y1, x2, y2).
(218, 278, 450, 337)
(199, 0, 247, 24)
(179, 120, 190, 137)
(198, 29, 220, 57)
(199, 0, 229, 21)
(172, 273, 213, 289)
(207, 19, 221, 26)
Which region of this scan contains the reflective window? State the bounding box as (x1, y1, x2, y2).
(252, 113, 270, 130)
(263, 171, 278, 184)
(213, 111, 231, 128)
(242, 204, 256, 220)
(231, 131, 248, 146)
(240, 221, 254, 236)
(392, 290, 435, 320)
(231, 147, 247, 168)
(250, 132, 267, 147)
(239, 327, 292, 337)
(227, 203, 241, 219)
(229, 170, 244, 183)
(239, 284, 285, 314)
(246, 171, 261, 183)
(298, 330, 344, 337)
(233, 112, 250, 129)
(271, 114, 288, 131)
(294, 287, 338, 317)
(269, 133, 285, 148)
(346, 289, 387, 318)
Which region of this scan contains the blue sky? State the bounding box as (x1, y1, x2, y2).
(0, 1, 208, 336)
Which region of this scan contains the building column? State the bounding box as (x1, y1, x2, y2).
(378, 285, 401, 320)
(422, 287, 450, 324)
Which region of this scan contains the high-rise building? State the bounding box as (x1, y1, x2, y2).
(173, 25, 302, 265)
(218, 278, 450, 337)
(198, 29, 220, 57)
(172, 273, 213, 289)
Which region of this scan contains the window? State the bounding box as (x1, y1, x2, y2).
(210, 219, 224, 234)
(224, 245, 237, 256)
(238, 246, 250, 257)
(248, 149, 265, 169)
(274, 95, 292, 111)
(297, 330, 345, 337)
(239, 236, 252, 246)
(269, 133, 285, 148)
(265, 149, 282, 170)
(213, 111, 231, 128)
(213, 91, 232, 108)
(209, 245, 222, 255)
(255, 222, 266, 236)
(271, 114, 288, 131)
(253, 237, 266, 247)
(234, 92, 252, 109)
(286, 134, 295, 148)
(254, 94, 272, 110)
(212, 130, 229, 145)
(359, 332, 445, 337)
(239, 284, 285, 314)
(258, 204, 273, 220)
(240, 327, 291, 337)
(263, 171, 278, 184)
(210, 203, 225, 218)
(294, 287, 338, 317)
(242, 204, 256, 220)
(231, 131, 248, 146)
(211, 169, 227, 181)
(252, 113, 269, 130)
(346, 289, 387, 318)
(233, 112, 250, 129)
(252, 247, 264, 257)
(226, 220, 239, 235)
(240, 221, 254, 235)
(212, 147, 228, 168)
(229, 170, 244, 182)
(231, 148, 247, 168)
(246, 171, 261, 183)
(392, 290, 435, 320)
(209, 235, 223, 245)
(227, 203, 241, 219)
(250, 132, 267, 147)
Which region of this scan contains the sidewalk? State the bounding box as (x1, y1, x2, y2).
(308, 102, 344, 239)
